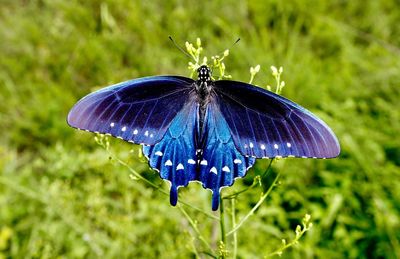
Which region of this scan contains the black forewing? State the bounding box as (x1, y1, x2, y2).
(213, 80, 340, 158)
(67, 76, 194, 145)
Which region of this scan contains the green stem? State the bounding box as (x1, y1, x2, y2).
(222, 181, 258, 199)
(227, 169, 281, 236)
(231, 198, 238, 259)
(223, 160, 274, 200)
(266, 221, 311, 257)
(110, 151, 219, 220)
(220, 196, 226, 246)
(179, 206, 216, 258)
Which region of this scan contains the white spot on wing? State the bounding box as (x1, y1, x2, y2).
(150, 134, 154, 138)
(165, 160, 172, 166)
(145, 131, 149, 136)
(249, 142, 254, 148)
(210, 167, 217, 174)
(176, 163, 184, 170)
(133, 129, 138, 135)
(261, 144, 266, 150)
(222, 166, 230, 172)
(121, 126, 127, 132)
(188, 159, 196, 164)
(110, 122, 115, 127)
(274, 144, 279, 149)
(155, 151, 163, 156)
(200, 160, 208, 165)
(287, 142, 291, 148)
(234, 159, 242, 164)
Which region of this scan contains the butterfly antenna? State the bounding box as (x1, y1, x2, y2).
(210, 38, 240, 75)
(215, 38, 240, 57)
(169, 36, 193, 60)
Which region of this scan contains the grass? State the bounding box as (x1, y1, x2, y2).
(1, 0, 400, 258)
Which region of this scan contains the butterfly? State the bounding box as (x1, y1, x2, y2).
(67, 65, 340, 210)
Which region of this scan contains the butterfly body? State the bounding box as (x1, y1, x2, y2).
(68, 65, 340, 210)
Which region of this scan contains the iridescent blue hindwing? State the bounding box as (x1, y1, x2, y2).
(143, 100, 255, 210)
(198, 102, 255, 210)
(143, 101, 198, 206)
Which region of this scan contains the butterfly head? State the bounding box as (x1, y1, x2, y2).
(197, 65, 212, 82)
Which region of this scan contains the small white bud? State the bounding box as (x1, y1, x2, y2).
(196, 38, 201, 47)
(281, 81, 285, 87)
(185, 42, 190, 50)
(223, 49, 229, 57)
(279, 66, 283, 73)
(254, 64, 260, 72)
(271, 65, 278, 74)
(202, 57, 207, 64)
(295, 225, 302, 236)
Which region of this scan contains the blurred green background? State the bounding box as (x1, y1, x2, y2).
(1, 0, 400, 258)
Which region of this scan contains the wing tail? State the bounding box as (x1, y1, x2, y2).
(198, 103, 255, 210)
(143, 102, 198, 206)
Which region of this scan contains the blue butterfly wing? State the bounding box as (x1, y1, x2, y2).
(67, 76, 194, 145)
(142, 97, 255, 211)
(197, 102, 255, 210)
(142, 100, 198, 206)
(214, 80, 340, 159)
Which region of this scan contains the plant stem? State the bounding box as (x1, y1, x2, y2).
(179, 206, 216, 258)
(227, 169, 281, 236)
(110, 151, 219, 220)
(231, 198, 238, 259)
(222, 180, 258, 199)
(223, 160, 273, 200)
(220, 196, 226, 246)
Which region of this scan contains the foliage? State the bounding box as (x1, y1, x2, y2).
(1, 0, 400, 258)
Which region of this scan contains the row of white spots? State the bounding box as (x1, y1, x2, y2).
(160, 157, 243, 175)
(245, 142, 293, 150)
(109, 122, 155, 138)
(261, 155, 324, 159)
